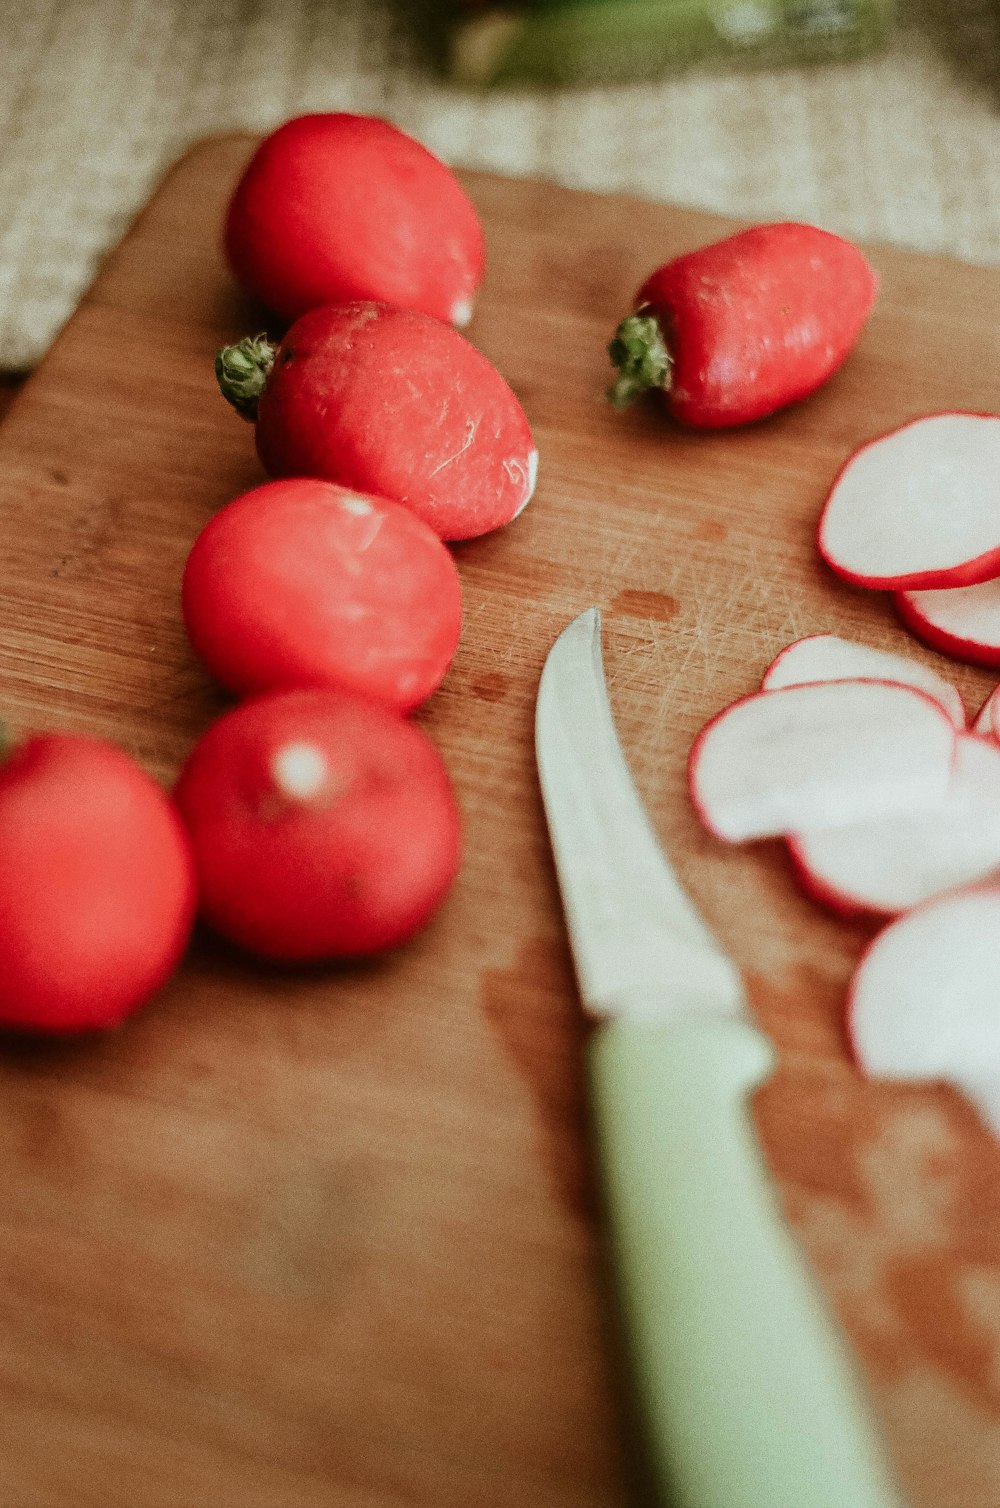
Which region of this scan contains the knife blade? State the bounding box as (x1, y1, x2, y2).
(535, 606, 906, 1508)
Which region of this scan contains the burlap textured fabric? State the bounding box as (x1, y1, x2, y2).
(0, 0, 997, 372)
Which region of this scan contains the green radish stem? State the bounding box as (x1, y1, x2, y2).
(215, 333, 278, 420)
(607, 311, 672, 410)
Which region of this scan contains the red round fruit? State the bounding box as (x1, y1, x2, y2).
(173, 688, 462, 961)
(216, 302, 538, 541)
(224, 113, 485, 326)
(182, 479, 463, 710)
(0, 733, 196, 1033)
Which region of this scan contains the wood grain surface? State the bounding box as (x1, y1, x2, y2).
(2, 134, 1000, 1508)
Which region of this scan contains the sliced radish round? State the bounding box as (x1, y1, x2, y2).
(761, 633, 965, 728)
(789, 733, 1000, 915)
(848, 884, 1000, 1135)
(819, 413, 1000, 591)
(973, 683, 1000, 738)
(688, 679, 956, 843)
(895, 578, 1000, 668)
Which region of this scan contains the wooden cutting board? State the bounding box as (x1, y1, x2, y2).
(2, 134, 1000, 1508)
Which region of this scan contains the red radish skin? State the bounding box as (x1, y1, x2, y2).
(847, 884, 1000, 1136)
(216, 303, 537, 542)
(688, 679, 956, 844)
(788, 733, 1000, 917)
(761, 633, 966, 728)
(174, 688, 462, 961)
(224, 113, 484, 326)
(895, 578, 1000, 668)
(182, 479, 462, 710)
(0, 733, 196, 1033)
(819, 413, 1000, 591)
(607, 222, 877, 426)
(786, 844, 866, 919)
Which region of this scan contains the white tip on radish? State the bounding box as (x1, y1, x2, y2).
(790, 733, 1000, 915)
(271, 741, 329, 800)
(848, 884, 1000, 1135)
(689, 679, 957, 843)
(339, 494, 375, 517)
(819, 413, 1000, 591)
(896, 577, 1000, 668)
(511, 449, 539, 520)
(761, 633, 966, 728)
(451, 297, 474, 328)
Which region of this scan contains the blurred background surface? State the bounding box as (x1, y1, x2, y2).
(0, 0, 998, 378)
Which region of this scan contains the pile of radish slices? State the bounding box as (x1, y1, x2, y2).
(820, 413, 1000, 667)
(690, 631, 1000, 1135)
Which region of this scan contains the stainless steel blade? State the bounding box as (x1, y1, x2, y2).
(535, 606, 746, 1023)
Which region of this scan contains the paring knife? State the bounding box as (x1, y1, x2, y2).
(534, 606, 906, 1508)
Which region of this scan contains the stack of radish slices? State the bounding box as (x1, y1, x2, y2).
(819, 413, 1000, 667)
(689, 632, 1000, 1135)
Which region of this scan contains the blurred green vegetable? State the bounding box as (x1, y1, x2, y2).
(436, 0, 894, 86)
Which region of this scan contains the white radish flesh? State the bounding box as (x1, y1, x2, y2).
(689, 679, 956, 843)
(848, 884, 1000, 1135)
(761, 633, 966, 728)
(819, 413, 1000, 591)
(896, 577, 1000, 668)
(973, 684, 1000, 738)
(789, 733, 1000, 915)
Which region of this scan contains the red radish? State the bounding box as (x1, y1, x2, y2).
(847, 884, 1000, 1135)
(182, 479, 462, 710)
(819, 413, 1000, 591)
(607, 221, 877, 426)
(173, 688, 461, 961)
(0, 731, 195, 1033)
(973, 683, 1000, 738)
(789, 733, 1000, 916)
(215, 303, 537, 541)
(688, 679, 956, 843)
(895, 577, 1000, 668)
(761, 633, 966, 728)
(224, 113, 484, 327)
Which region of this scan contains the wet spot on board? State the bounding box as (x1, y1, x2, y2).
(481, 935, 597, 1225)
(744, 956, 1000, 1413)
(610, 588, 680, 623)
(696, 518, 727, 543)
(17, 1096, 85, 1179)
(48, 467, 69, 487)
(471, 671, 510, 704)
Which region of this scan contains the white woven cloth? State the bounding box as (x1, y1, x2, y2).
(1, 0, 999, 372)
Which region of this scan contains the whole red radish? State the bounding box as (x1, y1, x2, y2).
(608, 222, 878, 427)
(0, 731, 196, 1033)
(225, 113, 485, 326)
(174, 688, 462, 961)
(182, 479, 462, 710)
(215, 303, 537, 541)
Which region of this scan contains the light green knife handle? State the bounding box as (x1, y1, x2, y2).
(589, 1015, 907, 1508)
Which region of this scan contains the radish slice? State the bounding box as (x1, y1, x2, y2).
(895, 578, 1000, 668)
(761, 633, 966, 728)
(789, 733, 1000, 915)
(973, 683, 1000, 738)
(819, 413, 1000, 591)
(848, 884, 1000, 1135)
(689, 679, 956, 843)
